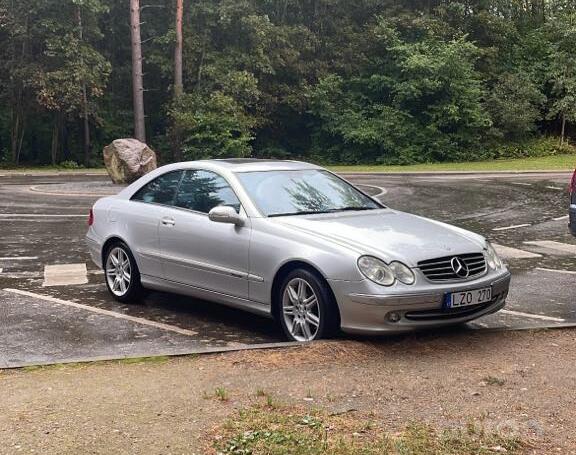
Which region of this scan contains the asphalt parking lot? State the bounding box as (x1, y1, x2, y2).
(1, 170, 575, 368)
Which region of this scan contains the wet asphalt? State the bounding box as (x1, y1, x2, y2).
(0, 171, 574, 367)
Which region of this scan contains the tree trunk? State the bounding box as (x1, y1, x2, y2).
(561, 113, 566, 145)
(174, 0, 183, 98)
(10, 11, 28, 166)
(50, 112, 63, 166)
(77, 5, 91, 165)
(171, 0, 184, 162)
(130, 0, 146, 142)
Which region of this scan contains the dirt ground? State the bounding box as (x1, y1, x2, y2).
(1, 328, 575, 454)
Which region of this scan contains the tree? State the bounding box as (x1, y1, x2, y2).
(130, 0, 146, 142)
(34, 0, 111, 165)
(174, 0, 183, 98)
(309, 20, 491, 164)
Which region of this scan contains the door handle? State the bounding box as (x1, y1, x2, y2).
(161, 217, 175, 227)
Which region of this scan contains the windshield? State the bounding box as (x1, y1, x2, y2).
(237, 170, 382, 217)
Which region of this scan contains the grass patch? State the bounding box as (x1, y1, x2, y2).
(0, 166, 106, 172)
(483, 376, 506, 387)
(329, 154, 576, 173)
(208, 405, 524, 455)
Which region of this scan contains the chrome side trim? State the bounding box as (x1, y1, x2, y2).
(248, 274, 264, 283)
(140, 274, 272, 317)
(139, 248, 248, 279)
(161, 253, 248, 279)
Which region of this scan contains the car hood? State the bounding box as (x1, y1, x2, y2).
(275, 209, 486, 266)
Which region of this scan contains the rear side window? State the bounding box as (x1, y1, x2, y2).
(131, 171, 183, 206)
(175, 170, 241, 214)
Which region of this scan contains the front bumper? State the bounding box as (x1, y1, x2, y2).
(570, 204, 576, 237)
(330, 270, 511, 335)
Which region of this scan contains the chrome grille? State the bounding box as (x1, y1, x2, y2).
(418, 253, 487, 282)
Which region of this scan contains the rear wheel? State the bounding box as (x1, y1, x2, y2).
(104, 242, 144, 303)
(278, 269, 339, 342)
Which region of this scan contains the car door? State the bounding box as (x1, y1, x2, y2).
(127, 170, 184, 278)
(158, 169, 251, 299)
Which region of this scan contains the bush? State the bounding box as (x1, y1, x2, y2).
(487, 137, 576, 160)
(58, 160, 83, 169)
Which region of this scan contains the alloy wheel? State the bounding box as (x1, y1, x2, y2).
(106, 247, 132, 297)
(282, 277, 321, 341)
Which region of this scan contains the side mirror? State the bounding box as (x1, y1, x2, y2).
(208, 206, 245, 226)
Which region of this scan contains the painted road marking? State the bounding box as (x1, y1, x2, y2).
(3, 288, 198, 337)
(536, 267, 576, 275)
(0, 214, 86, 218)
(492, 224, 531, 231)
(43, 263, 88, 287)
(492, 244, 542, 259)
(553, 215, 569, 221)
(0, 256, 39, 261)
(501, 310, 566, 323)
(545, 186, 564, 191)
(524, 240, 576, 255)
(357, 184, 387, 198)
(511, 182, 532, 186)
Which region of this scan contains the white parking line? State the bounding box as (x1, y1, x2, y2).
(492, 244, 542, 259)
(3, 288, 198, 337)
(545, 186, 564, 191)
(511, 182, 532, 186)
(0, 256, 39, 261)
(0, 214, 86, 218)
(357, 184, 387, 198)
(43, 263, 88, 287)
(536, 267, 576, 275)
(501, 310, 566, 323)
(553, 215, 569, 221)
(524, 240, 576, 255)
(492, 224, 531, 231)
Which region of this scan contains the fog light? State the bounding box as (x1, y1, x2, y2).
(388, 312, 401, 323)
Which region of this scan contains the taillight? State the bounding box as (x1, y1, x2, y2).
(88, 208, 94, 226)
(570, 170, 576, 196)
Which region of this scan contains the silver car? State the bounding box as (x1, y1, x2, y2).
(86, 159, 511, 341)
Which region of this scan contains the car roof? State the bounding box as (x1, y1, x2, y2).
(191, 158, 322, 173)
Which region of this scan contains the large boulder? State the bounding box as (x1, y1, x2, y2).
(103, 138, 157, 184)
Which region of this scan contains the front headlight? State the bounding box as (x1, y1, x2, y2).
(485, 242, 503, 270)
(357, 256, 415, 286)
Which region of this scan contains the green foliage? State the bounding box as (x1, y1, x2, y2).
(310, 27, 491, 164)
(485, 72, 546, 140)
(58, 160, 82, 169)
(2, 0, 576, 166)
(212, 405, 523, 455)
(169, 90, 255, 160)
(488, 136, 576, 160)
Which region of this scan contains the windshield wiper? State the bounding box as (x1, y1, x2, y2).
(329, 206, 376, 212)
(268, 207, 377, 217)
(269, 210, 335, 217)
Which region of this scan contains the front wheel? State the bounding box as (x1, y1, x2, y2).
(278, 269, 339, 342)
(104, 242, 144, 303)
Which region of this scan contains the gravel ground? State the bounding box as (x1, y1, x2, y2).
(1, 328, 575, 454)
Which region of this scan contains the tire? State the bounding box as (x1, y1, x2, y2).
(277, 268, 340, 342)
(103, 241, 144, 303)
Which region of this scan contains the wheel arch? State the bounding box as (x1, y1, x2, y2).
(101, 235, 131, 267)
(270, 260, 340, 325)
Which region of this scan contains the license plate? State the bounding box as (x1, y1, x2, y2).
(448, 287, 492, 308)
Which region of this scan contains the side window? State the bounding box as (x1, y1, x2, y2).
(131, 171, 183, 205)
(175, 170, 241, 214)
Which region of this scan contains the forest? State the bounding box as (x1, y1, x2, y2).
(1, 0, 576, 167)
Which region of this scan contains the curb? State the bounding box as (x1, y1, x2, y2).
(0, 341, 304, 370)
(337, 170, 574, 177)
